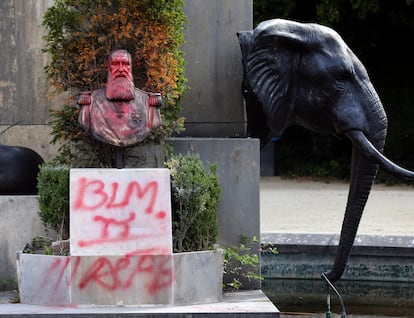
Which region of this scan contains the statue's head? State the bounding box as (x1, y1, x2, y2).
(106, 49, 135, 100)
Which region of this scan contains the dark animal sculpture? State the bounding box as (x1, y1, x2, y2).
(238, 19, 414, 284)
(0, 145, 44, 195)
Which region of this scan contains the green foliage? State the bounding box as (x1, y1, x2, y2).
(42, 0, 187, 166)
(22, 236, 54, 255)
(165, 153, 221, 253)
(37, 166, 70, 240)
(315, 0, 380, 24)
(222, 235, 276, 290)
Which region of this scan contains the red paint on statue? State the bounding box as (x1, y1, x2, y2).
(77, 50, 162, 147)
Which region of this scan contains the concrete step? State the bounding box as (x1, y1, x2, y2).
(0, 290, 278, 317)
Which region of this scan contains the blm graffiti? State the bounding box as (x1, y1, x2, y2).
(65, 168, 173, 304)
(70, 168, 172, 256)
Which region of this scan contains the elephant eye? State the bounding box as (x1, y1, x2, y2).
(335, 78, 346, 91)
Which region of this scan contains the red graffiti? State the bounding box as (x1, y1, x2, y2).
(45, 257, 71, 290)
(43, 252, 173, 296)
(78, 212, 138, 247)
(71, 175, 170, 249)
(34, 171, 173, 304)
(94, 211, 136, 238)
(78, 254, 172, 294)
(72, 178, 158, 213)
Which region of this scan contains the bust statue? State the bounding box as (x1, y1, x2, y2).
(77, 49, 162, 147)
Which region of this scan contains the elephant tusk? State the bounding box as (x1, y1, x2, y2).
(346, 130, 414, 181)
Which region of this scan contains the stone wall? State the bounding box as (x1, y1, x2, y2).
(0, 0, 60, 161)
(180, 0, 252, 137)
(0, 196, 50, 283)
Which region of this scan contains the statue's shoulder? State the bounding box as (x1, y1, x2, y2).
(133, 87, 150, 97)
(90, 88, 107, 103)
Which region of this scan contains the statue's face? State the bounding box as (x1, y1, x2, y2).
(106, 50, 135, 101)
(108, 50, 133, 82)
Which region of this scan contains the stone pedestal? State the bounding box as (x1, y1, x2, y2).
(17, 250, 223, 306)
(173, 138, 260, 289)
(17, 168, 223, 306)
(69, 168, 173, 305)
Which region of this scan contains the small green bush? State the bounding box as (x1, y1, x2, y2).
(37, 166, 70, 240)
(165, 153, 221, 253)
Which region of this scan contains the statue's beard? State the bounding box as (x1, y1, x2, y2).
(106, 77, 135, 101)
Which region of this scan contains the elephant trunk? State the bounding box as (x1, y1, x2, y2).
(325, 144, 380, 283)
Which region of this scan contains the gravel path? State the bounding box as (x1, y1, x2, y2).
(261, 177, 414, 236)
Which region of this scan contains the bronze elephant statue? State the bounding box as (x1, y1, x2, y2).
(238, 19, 414, 284)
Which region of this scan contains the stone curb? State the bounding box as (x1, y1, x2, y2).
(261, 232, 414, 257)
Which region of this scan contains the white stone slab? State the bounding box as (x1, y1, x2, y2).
(0, 196, 52, 282)
(18, 253, 173, 306)
(70, 168, 172, 256)
(70, 255, 173, 305)
(17, 253, 71, 306)
(173, 250, 223, 305)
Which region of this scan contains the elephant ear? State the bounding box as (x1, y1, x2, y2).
(245, 19, 315, 136)
(237, 30, 254, 70)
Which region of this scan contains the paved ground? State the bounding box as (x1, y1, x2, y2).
(260, 176, 414, 236)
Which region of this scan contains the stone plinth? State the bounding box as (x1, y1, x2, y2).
(17, 250, 223, 306)
(0, 196, 51, 284)
(69, 168, 173, 304)
(17, 253, 71, 306)
(17, 168, 223, 306)
(173, 250, 223, 305)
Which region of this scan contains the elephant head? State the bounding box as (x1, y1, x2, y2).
(238, 19, 414, 283)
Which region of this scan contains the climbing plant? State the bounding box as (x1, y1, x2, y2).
(42, 0, 187, 166)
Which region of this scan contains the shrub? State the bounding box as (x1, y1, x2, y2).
(165, 153, 221, 253)
(37, 165, 70, 240)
